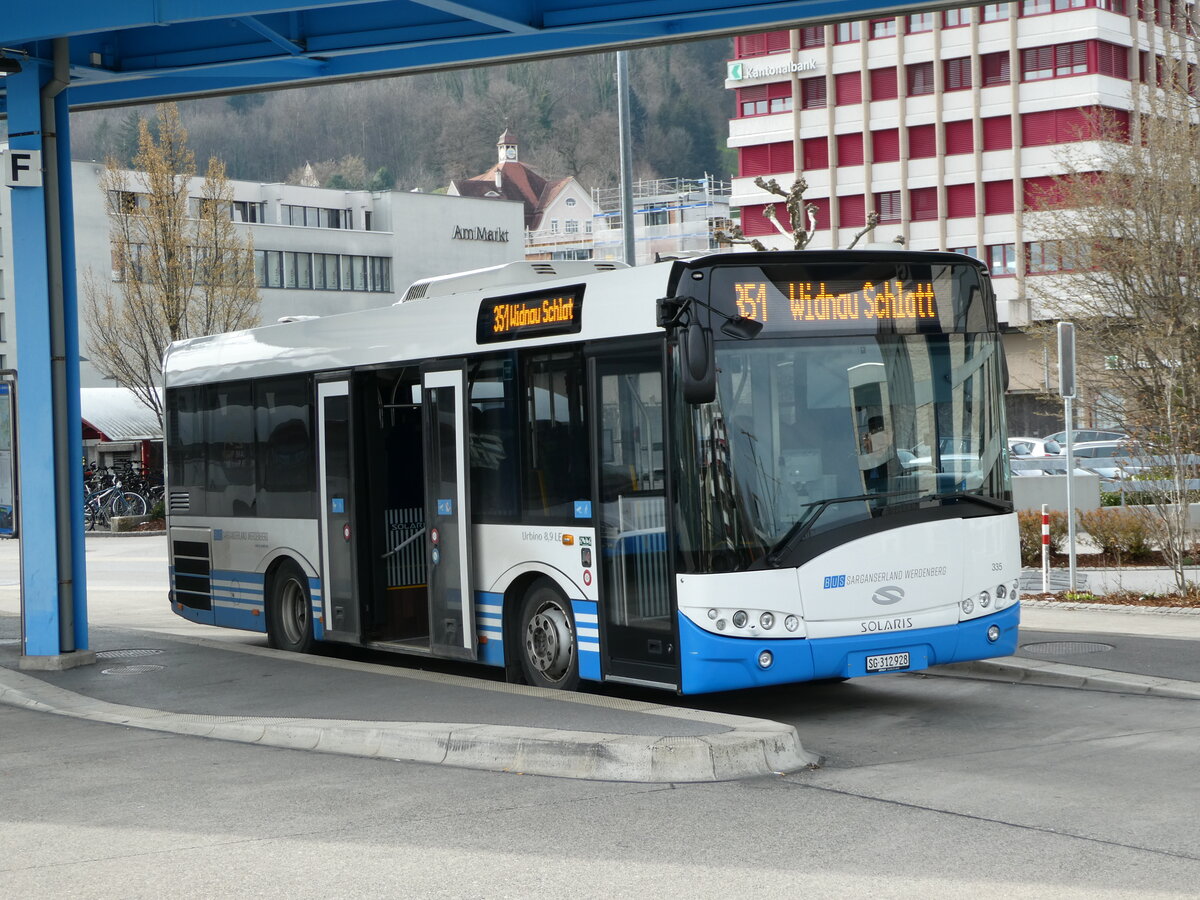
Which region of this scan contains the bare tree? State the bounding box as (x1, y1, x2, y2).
(716, 176, 883, 251)
(1029, 28, 1200, 588)
(84, 103, 259, 424)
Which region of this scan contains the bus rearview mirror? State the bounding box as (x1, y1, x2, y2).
(680, 320, 716, 405)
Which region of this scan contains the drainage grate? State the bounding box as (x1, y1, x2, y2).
(101, 664, 166, 675)
(1021, 641, 1115, 656)
(96, 648, 164, 659)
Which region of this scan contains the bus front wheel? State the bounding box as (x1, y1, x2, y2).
(518, 578, 579, 691)
(267, 560, 314, 653)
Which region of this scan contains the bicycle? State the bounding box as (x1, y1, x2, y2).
(83, 467, 149, 530)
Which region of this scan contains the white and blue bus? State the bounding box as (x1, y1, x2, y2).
(163, 249, 1019, 694)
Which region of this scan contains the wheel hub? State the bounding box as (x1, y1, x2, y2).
(525, 603, 573, 681)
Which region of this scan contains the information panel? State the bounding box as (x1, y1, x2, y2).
(477, 284, 584, 344)
(706, 260, 986, 336)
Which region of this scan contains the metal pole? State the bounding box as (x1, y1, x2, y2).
(1065, 395, 1077, 592)
(616, 50, 636, 266)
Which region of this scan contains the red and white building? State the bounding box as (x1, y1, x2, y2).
(727, 2, 1197, 430)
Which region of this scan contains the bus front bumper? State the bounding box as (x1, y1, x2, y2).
(677, 603, 1020, 694)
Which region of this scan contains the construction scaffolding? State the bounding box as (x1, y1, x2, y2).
(591, 176, 732, 266)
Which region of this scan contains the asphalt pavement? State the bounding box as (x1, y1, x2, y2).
(2, 582, 1199, 784)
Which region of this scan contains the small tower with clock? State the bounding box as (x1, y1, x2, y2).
(497, 128, 519, 164)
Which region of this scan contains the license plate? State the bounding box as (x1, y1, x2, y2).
(866, 652, 910, 672)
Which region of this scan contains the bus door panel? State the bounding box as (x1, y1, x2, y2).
(592, 351, 678, 684)
(317, 379, 360, 640)
(422, 365, 477, 661)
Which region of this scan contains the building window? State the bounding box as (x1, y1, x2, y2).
(907, 61, 935, 95)
(1054, 0, 1088, 8)
(281, 204, 353, 229)
(944, 57, 973, 91)
(950, 246, 981, 259)
(835, 21, 861, 42)
(983, 116, 1013, 150)
(770, 93, 793, 114)
(908, 123, 937, 158)
(835, 72, 862, 104)
(839, 194, 866, 227)
(875, 190, 902, 223)
(910, 187, 938, 221)
(735, 31, 790, 58)
(988, 243, 1018, 275)
(1026, 241, 1063, 273)
(565, 197, 577, 207)
(872, 128, 901, 162)
(800, 25, 825, 47)
(984, 180, 1015, 215)
(801, 76, 827, 108)
(908, 11, 935, 31)
(803, 136, 829, 170)
(982, 52, 1011, 86)
(870, 66, 899, 100)
(1022, 42, 1087, 80)
(944, 7, 972, 25)
(981, 3, 1010, 20)
(370, 256, 391, 292)
(836, 132, 864, 166)
(946, 183, 976, 218)
(0, 312, 5, 342)
(565, 219, 580, 233)
(1022, 0, 1052, 15)
(231, 200, 265, 223)
(871, 18, 897, 37)
(738, 85, 768, 117)
(550, 219, 559, 233)
(945, 119, 974, 154)
(314, 253, 340, 290)
(109, 190, 141, 214)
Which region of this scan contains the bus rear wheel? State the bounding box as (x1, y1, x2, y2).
(267, 561, 314, 653)
(518, 579, 579, 691)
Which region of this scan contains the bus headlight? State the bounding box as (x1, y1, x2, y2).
(978, 590, 991, 609)
(961, 596, 975, 615)
(732, 610, 748, 628)
(760, 612, 775, 630)
(987, 624, 1001, 642)
(707, 608, 718, 620)
(757, 650, 773, 669)
(785, 615, 800, 632)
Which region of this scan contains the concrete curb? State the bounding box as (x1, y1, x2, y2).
(928, 656, 1200, 699)
(0, 666, 819, 782)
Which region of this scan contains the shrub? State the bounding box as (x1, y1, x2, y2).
(1077, 507, 1152, 559)
(1017, 509, 1070, 566)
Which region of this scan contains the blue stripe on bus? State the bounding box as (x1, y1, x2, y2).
(571, 599, 601, 682)
(677, 603, 1021, 694)
(476, 591, 504, 667)
(308, 577, 325, 640)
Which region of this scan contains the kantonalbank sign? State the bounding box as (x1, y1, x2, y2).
(727, 58, 819, 81)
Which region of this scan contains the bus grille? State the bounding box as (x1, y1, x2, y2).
(168, 491, 190, 513)
(171, 535, 212, 611)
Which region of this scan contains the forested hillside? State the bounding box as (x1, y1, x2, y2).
(69, 37, 736, 193)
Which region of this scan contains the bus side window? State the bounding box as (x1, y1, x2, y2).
(522, 350, 589, 520)
(468, 356, 519, 519)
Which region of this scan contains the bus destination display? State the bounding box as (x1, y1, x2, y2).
(730, 279, 939, 327)
(477, 284, 584, 344)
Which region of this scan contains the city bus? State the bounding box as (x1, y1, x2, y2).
(163, 249, 1020, 694)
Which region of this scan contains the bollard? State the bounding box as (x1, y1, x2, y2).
(1041, 503, 1050, 593)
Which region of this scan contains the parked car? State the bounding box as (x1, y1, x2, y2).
(1042, 429, 1128, 445)
(1008, 437, 1062, 457)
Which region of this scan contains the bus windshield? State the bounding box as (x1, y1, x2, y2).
(674, 330, 1009, 573)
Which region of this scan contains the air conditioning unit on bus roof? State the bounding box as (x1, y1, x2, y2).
(399, 260, 628, 303)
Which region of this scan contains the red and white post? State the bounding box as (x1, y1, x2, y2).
(1041, 503, 1051, 593)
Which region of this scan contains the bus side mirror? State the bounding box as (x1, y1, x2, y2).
(679, 320, 716, 405)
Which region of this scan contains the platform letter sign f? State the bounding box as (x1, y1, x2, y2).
(3, 149, 42, 187)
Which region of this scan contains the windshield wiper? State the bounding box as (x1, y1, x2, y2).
(765, 490, 913, 567)
(765, 489, 1012, 567)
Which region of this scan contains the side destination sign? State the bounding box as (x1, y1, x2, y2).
(477, 283, 584, 344)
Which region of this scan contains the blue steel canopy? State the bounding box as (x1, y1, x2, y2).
(1, 0, 918, 113)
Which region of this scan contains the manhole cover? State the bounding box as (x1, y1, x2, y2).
(101, 664, 166, 675)
(1021, 641, 1115, 656)
(96, 648, 164, 659)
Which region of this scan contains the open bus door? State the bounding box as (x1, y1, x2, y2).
(421, 364, 478, 661)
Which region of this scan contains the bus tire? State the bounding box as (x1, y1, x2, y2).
(267, 560, 314, 653)
(518, 578, 579, 691)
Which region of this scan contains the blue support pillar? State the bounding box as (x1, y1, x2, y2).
(8, 49, 92, 669)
